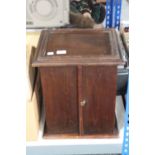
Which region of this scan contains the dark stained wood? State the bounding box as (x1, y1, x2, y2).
(81, 66, 117, 134)
(40, 67, 79, 134)
(46, 32, 111, 56)
(43, 132, 119, 139)
(43, 133, 119, 139)
(32, 29, 124, 67)
(77, 66, 84, 135)
(43, 116, 118, 138)
(32, 29, 123, 138)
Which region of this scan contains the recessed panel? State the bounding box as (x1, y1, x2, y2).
(46, 32, 111, 56)
(40, 66, 79, 134)
(81, 66, 117, 134)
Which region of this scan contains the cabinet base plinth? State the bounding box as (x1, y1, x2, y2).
(43, 117, 118, 139)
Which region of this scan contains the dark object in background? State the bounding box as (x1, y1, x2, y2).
(91, 3, 106, 23)
(70, 12, 95, 28)
(115, 30, 129, 96)
(117, 68, 128, 95)
(70, 0, 106, 28)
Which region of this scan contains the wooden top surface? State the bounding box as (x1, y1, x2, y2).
(32, 28, 124, 67)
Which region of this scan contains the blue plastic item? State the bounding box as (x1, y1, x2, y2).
(122, 82, 129, 155)
(114, 0, 122, 29)
(106, 0, 114, 28)
(106, 0, 122, 29)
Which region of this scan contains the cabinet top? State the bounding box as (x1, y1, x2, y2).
(32, 28, 124, 67)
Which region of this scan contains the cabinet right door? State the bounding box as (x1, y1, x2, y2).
(81, 66, 117, 135)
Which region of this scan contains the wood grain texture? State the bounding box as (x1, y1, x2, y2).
(32, 29, 123, 138)
(46, 32, 111, 56)
(77, 66, 84, 135)
(32, 29, 124, 67)
(81, 66, 117, 134)
(40, 67, 79, 134)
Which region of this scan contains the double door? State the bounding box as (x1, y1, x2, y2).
(40, 65, 117, 136)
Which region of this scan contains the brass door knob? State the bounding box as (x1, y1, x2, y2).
(80, 100, 86, 106)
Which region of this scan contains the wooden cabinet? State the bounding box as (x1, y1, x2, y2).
(33, 29, 123, 137)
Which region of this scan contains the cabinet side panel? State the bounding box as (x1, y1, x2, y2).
(82, 66, 117, 135)
(40, 67, 78, 134)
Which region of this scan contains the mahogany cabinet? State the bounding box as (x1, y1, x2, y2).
(32, 29, 123, 137)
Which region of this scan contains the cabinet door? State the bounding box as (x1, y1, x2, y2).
(40, 67, 78, 135)
(80, 66, 117, 135)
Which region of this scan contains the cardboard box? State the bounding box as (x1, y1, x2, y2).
(26, 73, 42, 141)
(26, 32, 40, 101)
(26, 32, 42, 141)
(26, 46, 37, 101)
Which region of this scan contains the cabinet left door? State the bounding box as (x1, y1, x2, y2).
(40, 66, 79, 135)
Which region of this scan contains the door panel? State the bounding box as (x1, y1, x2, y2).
(81, 66, 117, 134)
(40, 67, 78, 134)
